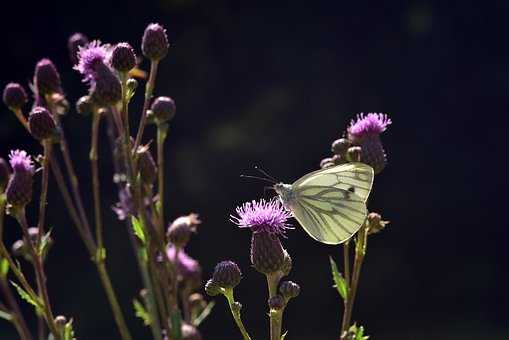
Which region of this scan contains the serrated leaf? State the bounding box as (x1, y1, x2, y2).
(281, 331, 288, 340)
(0, 309, 12, 321)
(193, 301, 215, 326)
(133, 298, 151, 326)
(10, 281, 41, 312)
(131, 216, 146, 244)
(0, 258, 9, 278)
(329, 257, 348, 300)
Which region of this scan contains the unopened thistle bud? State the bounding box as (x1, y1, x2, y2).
(205, 279, 220, 296)
(127, 78, 138, 92)
(211, 260, 242, 289)
(251, 231, 285, 275)
(279, 281, 300, 300)
(181, 323, 202, 340)
(34, 59, 62, 95)
(347, 113, 391, 174)
(268, 295, 285, 310)
(367, 212, 389, 234)
(76, 95, 94, 115)
(11, 240, 26, 258)
(28, 107, 57, 141)
(111, 42, 137, 73)
(3, 83, 28, 110)
(346, 146, 362, 163)
(5, 150, 34, 208)
(90, 63, 122, 107)
(0, 158, 10, 192)
(332, 138, 351, 156)
(151, 96, 176, 124)
(167, 213, 201, 248)
(68, 33, 89, 66)
(137, 148, 157, 185)
(142, 23, 169, 61)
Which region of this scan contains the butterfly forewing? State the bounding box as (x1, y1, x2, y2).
(290, 186, 367, 244)
(292, 162, 374, 203)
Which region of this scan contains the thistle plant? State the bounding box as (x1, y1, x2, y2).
(0, 20, 392, 340)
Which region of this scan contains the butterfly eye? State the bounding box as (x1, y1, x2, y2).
(348, 187, 355, 193)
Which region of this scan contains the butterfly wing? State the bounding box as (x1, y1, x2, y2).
(293, 162, 374, 202)
(288, 163, 374, 244)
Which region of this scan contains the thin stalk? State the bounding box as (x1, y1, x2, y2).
(343, 241, 351, 286)
(90, 112, 104, 254)
(0, 197, 32, 340)
(341, 224, 368, 333)
(224, 289, 252, 340)
(267, 272, 283, 340)
(13, 109, 29, 130)
(133, 60, 159, 152)
(156, 123, 168, 233)
(37, 316, 45, 340)
(14, 209, 60, 340)
(36, 141, 51, 249)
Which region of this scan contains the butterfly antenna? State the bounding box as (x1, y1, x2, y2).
(240, 174, 277, 184)
(254, 166, 280, 183)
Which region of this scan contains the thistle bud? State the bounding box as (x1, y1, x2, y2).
(111, 42, 137, 73)
(54, 315, 67, 330)
(367, 212, 389, 235)
(346, 146, 362, 163)
(90, 63, 122, 107)
(211, 260, 242, 289)
(167, 213, 201, 248)
(127, 78, 138, 92)
(142, 23, 169, 61)
(34, 59, 62, 95)
(268, 295, 285, 310)
(0, 158, 10, 192)
(3, 83, 28, 110)
(251, 231, 285, 275)
(76, 95, 94, 115)
(151, 96, 176, 124)
(181, 323, 202, 340)
(137, 148, 157, 185)
(332, 138, 351, 156)
(205, 279, 220, 296)
(28, 107, 57, 141)
(279, 281, 300, 300)
(11, 240, 26, 257)
(6, 150, 34, 208)
(68, 33, 89, 65)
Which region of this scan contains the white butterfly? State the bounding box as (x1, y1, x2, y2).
(274, 162, 374, 244)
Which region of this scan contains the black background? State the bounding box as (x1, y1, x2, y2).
(0, 1, 507, 339)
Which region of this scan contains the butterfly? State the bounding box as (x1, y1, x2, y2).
(273, 162, 374, 244)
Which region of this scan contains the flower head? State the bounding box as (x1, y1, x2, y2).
(142, 23, 169, 61)
(167, 245, 201, 287)
(34, 59, 62, 95)
(231, 198, 292, 235)
(9, 150, 34, 175)
(111, 42, 136, 73)
(151, 96, 176, 124)
(28, 106, 57, 141)
(75, 41, 110, 82)
(347, 113, 391, 139)
(211, 260, 242, 289)
(3, 83, 28, 110)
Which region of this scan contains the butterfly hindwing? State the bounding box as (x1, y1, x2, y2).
(292, 162, 374, 203)
(290, 185, 367, 244)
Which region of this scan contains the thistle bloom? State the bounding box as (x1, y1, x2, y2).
(347, 113, 392, 174)
(167, 245, 202, 287)
(231, 198, 292, 235)
(6, 150, 34, 208)
(74, 41, 110, 82)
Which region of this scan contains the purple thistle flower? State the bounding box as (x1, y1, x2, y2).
(6, 150, 34, 208)
(347, 113, 392, 139)
(231, 198, 292, 235)
(347, 113, 392, 174)
(8, 150, 34, 175)
(167, 245, 202, 288)
(74, 41, 110, 82)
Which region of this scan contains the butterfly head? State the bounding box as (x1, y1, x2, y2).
(273, 183, 295, 208)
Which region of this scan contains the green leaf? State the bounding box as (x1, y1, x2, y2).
(63, 319, 75, 340)
(329, 257, 348, 300)
(10, 281, 41, 312)
(131, 216, 146, 244)
(133, 298, 151, 326)
(281, 331, 288, 340)
(38, 229, 53, 258)
(0, 258, 9, 279)
(0, 309, 12, 321)
(193, 301, 215, 326)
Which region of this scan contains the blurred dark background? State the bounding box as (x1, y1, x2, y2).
(0, 0, 507, 339)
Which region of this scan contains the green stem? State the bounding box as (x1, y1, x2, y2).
(267, 272, 283, 340)
(343, 241, 351, 286)
(133, 60, 159, 152)
(15, 209, 60, 340)
(36, 141, 51, 249)
(224, 289, 252, 340)
(156, 123, 168, 234)
(341, 224, 368, 334)
(90, 112, 104, 254)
